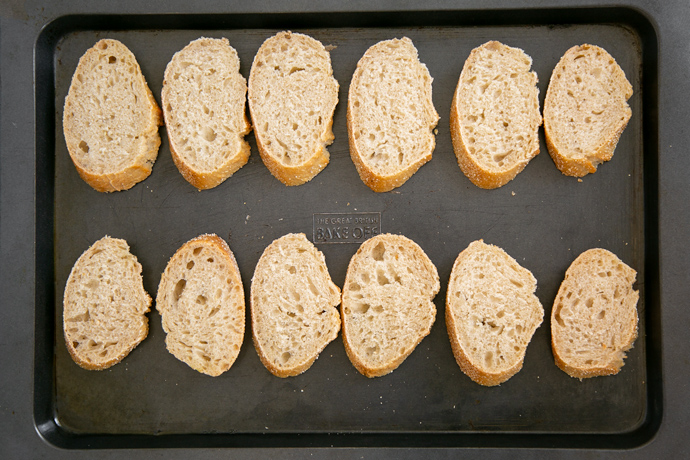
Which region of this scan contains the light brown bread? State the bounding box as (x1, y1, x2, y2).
(551, 248, 639, 379)
(347, 37, 439, 192)
(156, 234, 245, 376)
(63, 39, 163, 192)
(445, 240, 543, 386)
(248, 31, 339, 186)
(162, 37, 251, 190)
(251, 233, 341, 377)
(341, 234, 440, 377)
(544, 44, 633, 177)
(450, 41, 542, 189)
(63, 236, 151, 370)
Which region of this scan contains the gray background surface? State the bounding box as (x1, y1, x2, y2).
(2, 0, 688, 458)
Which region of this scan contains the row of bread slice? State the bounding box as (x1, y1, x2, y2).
(63, 233, 639, 384)
(62, 35, 632, 194)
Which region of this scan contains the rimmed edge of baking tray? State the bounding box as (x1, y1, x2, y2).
(33, 6, 662, 449)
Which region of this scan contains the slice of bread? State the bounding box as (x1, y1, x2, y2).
(63, 39, 163, 192)
(347, 37, 440, 192)
(162, 37, 251, 190)
(551, 248, 639, 379)
(445, 240, 543, 386)
(248, 31, 339, 186)
(63, 236, 151, 370)
(250, 233, 341, 377)
(450, 41, 542, 189)
(156, 234, 245, 376)
(341, 234, 440, 377)
(544, 44, 633, 177)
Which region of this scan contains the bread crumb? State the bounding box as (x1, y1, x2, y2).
(578, 178, 583, 182)
(511, 191, 515, 196)
(324, 44, 337, 51)
(434, 128, 438, 135)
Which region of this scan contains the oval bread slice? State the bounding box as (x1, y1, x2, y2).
(450, 41, 542, 189)
(63, 236, 151, 370)
(445, 240, 543, 386)
(251, 233, 341, 377)
(248, 31, 339, 186)
(341, 234, 440, 377)
(63, 39, 163, 192)
(162, 37, 251, 190)
(156, 234, 245, 376)
(551, 248, 639, 378)
(347, 37, 440, 192)
(544, 44, 633, 177)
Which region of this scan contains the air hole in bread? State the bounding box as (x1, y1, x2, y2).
(174, 279, 186, 301)
(288, 266, 296, 274)
(201, 126, 217, 142)
(372, 305, 383, 314)
(193, 247, 202, 256)
(207, 257, 214, 263)
(78, 140, 89, 153)
(371, 242, 385, 261)
(586, 298, 594, 309)
(280, 351, 291, 363)
(354, 303, 370, 314)
(186, 260, 195, 270)
(196, 295, 207, 305)
(376, 269, 390, 285)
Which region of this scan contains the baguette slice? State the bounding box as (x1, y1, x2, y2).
(248, 31, 339, 186)
(156, 234, 245, 376)
(347, 37, 440, 192)
(63, 39, 163, 192)
(63, 236, 151, 370)
(162, 37, 251, 190)
(450, 41, 542, 189)
(551, 248, 639, 378)
(251, 233, 341, 377)
(544, 44, 633, 177)
(445, 240, 543, 386)
(341, 234, 440, 377)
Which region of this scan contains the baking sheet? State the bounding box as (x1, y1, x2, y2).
(33, 8, 660, 448)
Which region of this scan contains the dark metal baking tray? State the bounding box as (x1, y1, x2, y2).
(33, 7, 661, 449)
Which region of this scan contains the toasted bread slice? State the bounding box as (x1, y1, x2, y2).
(63, 39, 163, 192)
(248, 31, 339, 186)
(63, 236, 151, 370)
(162, 37, 251, 190)
(341, 234, 440, 377)
(156, 234, 245, 376)
(445, 240, 543, 386)
(450, 41, 542, 189)
(251, 233, 341, 377)
(551, 248, 639, 378)
(544, 44, 633, 177)
(347, 37, 439, 192)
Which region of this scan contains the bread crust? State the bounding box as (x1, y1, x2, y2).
(449, 42, 541, 190)
(250, 233, 341, 378)
(63, 236, 151, 370)
(347, 37, 439, 193)
(162, 37, 252, 190)
(341, 234, 440, 377)
(543, 44, 633, 177)
(550, 248, 639, 378)
(248, 31, 338, 186)
(63, 39, 163, 192)
(156, 234, 245, 376)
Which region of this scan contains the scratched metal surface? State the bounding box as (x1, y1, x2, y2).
(50, 23, 645, 436)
